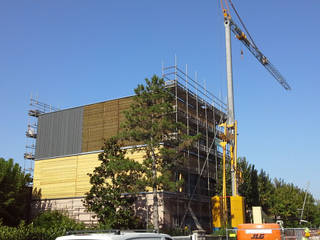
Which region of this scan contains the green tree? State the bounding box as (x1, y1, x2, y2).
(0, 158, 32, 226)
(302, 194, 319, 227)
(269, 179, 304, 227)
(257, 169, 274, 214)
(237, 157, 260, 212)
(121, 75, 198, 230)
(83, 137, 145, 228)
(236, 157, 320, 227)
(311, 200, 320, 228)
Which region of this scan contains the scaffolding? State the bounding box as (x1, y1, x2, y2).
(24, 96, 59, 176)
(161, 62, 228, 230)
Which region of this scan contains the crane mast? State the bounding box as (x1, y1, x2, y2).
(223, 16, 237, 197)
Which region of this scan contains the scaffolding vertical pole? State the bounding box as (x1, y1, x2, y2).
(212, 100, 218, 187)
(175, 56, 178, 124)
(195, 72, 200, 175)
(224, 18, 236, 197)
(204, 81, 209, 196)
(221, 140, 227, 227)
(186, 64, 191, 196)
(173, 59, 179, 222)
(186, 64, 189, 136)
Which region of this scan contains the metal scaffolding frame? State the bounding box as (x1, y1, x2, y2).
(161, 62, 228, 229)
(24, 96, 59, 176)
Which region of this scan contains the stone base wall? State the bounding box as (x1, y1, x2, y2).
(31, 197, 97, 225)
(32, 192, 212, 231)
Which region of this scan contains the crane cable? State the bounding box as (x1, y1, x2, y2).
(220, 0, 230, 17)
(227, 0, 257, 49)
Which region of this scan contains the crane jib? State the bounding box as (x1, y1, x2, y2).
(229, 19, 291, 90)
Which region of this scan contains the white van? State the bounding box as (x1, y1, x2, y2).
(55, 230, 174, 240)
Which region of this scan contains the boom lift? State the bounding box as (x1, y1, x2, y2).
(212, 0, 291, 229)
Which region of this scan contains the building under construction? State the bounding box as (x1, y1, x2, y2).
(31, 64, 228, 231)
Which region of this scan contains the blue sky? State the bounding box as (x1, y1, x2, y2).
(1, 1, 319, 199)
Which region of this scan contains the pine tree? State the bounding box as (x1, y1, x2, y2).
(121, 75, 198, 231)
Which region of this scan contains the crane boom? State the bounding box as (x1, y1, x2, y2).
(229, 18, 291, 90)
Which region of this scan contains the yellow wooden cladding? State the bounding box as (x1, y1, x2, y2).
(81, 97, 133, 153)
(33, 150, 146, 199)
(33, 153, 99, 199)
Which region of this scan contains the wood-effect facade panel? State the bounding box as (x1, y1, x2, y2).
(33, 153, 100, 199)
(81, 97, 133, 153)
(33, 150, 147, 199)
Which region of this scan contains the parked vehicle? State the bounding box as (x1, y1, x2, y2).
(55, 230, 174, 240)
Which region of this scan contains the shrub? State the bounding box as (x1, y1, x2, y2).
(0, 210, 85, 240)
(32, 210, 84, 230)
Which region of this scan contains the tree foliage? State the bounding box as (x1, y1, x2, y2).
(268, 179, 318, 227)
(0, 157, 32, 226)
(120, 75, 198, 230)
(0, 210, 84, 240)
(237, 157, 320, 227)
(121, 75, 196, 192)
(32, 210, 84, 230)
(83, 137, 145, 229)
(257, 169, 274, 214)
(238, 157, 260, 210)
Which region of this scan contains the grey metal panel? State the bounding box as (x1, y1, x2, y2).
(35, 107, 83, 159)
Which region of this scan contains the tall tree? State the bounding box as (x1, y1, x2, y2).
(83, 137, 145, 228)
(0, 158, 32, 226)
(121, 75, 197, 230)
(312, 200, 320, 228)
(236, 157, 320, 226)
(302, 193, 319, 227)
(237, 157, 260, 211)
(257, 169, 274, 214)
(269, 179, 304, 227)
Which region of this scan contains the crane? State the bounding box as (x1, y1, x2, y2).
(214, 0, 291, 228)
(220, 0, 291, 197)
